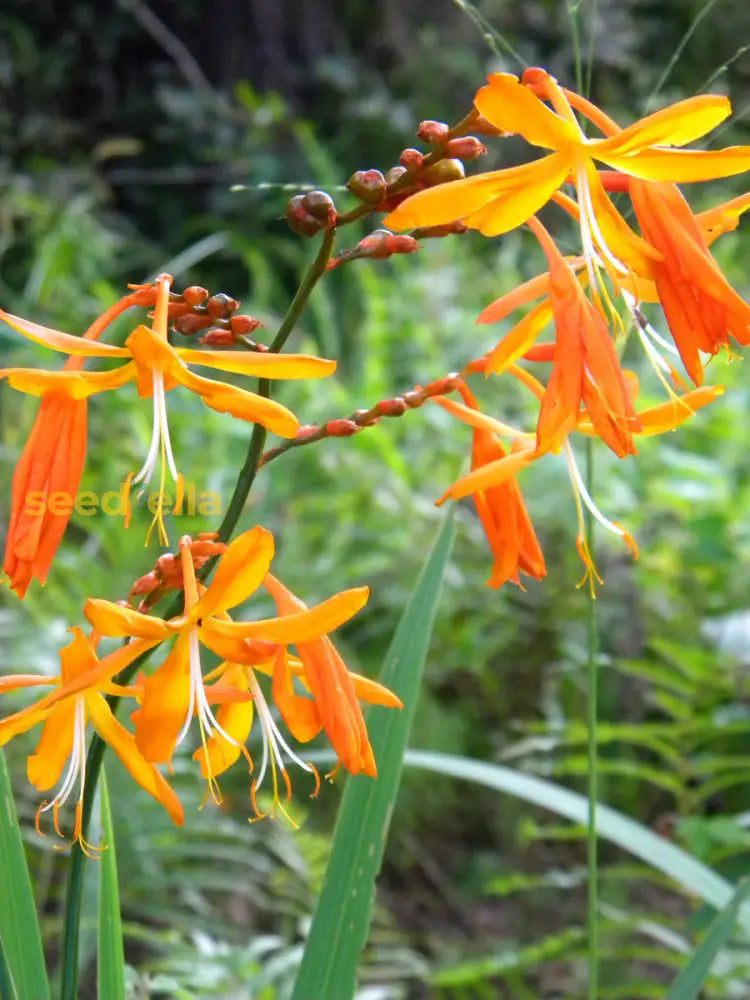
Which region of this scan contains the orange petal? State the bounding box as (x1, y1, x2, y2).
(26, 700, 77, 791)
(272, 646, 322, 743)
(194, 665, 255, 778)
(194, 526, 274, 619)
(84, 599, 173, 640)
(0, 309, 130, 357)
(595, 96, 731, 157)
(600, 146, 750, 183)
(0, 364, 136, 399)
(441, 447, 537, 501)
(131, 634, 191, 764)
(88, 694, 184, 825)
(475, 73, 580, 148)
(176, 348, 336, 380)
(485, 300, 554, 375)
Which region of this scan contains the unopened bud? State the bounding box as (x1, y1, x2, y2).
(198, 328, 238, 347)
(412, 221, 468, 239)
(347, 169, 387, 203)
(302, 190, 337, 225)
(357, 229, 418, 259)
(286, 194, 327, 237)
(206, 293, 239, 318)
(399, 148, 424, 171)
(174, 313, 214, 335)
(443, 137, 487, 160)
(326, 419, 359, 437)
(385, 165, 408, 186)
(376, 398, 407, 417)
(401, 390, 423, 408)
(421, 158, 466, 186)
(230, 314, 263, 336)
(182, 286, 208, 308)
(416, 120, 450, 144)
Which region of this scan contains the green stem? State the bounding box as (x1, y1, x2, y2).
(58, 227, 335, 1000)
(585, 437, 598, 999)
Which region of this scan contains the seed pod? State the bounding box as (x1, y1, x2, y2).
(347, 169, 387, 203)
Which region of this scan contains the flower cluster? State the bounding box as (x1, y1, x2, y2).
(381, 67, 750, 589)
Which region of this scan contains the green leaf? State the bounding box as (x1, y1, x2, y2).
(402, 750, 750, 929)
(664, 879, 750, 1000)
(0, 749, 50, 1000)
(98, 769, 126, 1000)
(291, 510, 455, 1000)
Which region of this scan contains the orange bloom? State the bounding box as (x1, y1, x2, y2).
(0, 628, 179, 850)
(4, 394, 87, 598)
(629, 179, 750, 385)
(433, 385, 545, 589)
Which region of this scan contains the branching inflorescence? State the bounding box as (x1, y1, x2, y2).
(1, 65, 750, 854)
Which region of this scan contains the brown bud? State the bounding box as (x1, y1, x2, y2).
(416, 120, 450, 144)
(412, 221, 468, 239)
(443, 137, 487, 160)
(198, 328, 238, 347)
(385, 165, 409, 186)
(401, 390, 424, 409)
(376, 398, 407, 417)
(399, 148, 425, 171)
(174, 313, 214, 335)
(421, 158, 466, 186)
(182, 286, 208, 308)
(286, 194, 327, 237)
(302, 190, 337, 225)
(357, 230, 419, 259)
(205, 293, 239, 318)
(347, 169, 387, 203)
(230, 314, 263, 336)
(326, 419, 359, 437)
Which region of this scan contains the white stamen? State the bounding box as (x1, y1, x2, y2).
(132, 369, 179, 486)
(563, 441, 626, 539)
(39, 697, 86, 818)
(248, 672, 314, 792)
(175, 630, 239, 750)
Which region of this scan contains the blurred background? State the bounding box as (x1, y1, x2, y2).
(2, 1, 750, 997)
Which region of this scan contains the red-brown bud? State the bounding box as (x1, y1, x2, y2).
(443, 137, 487, 160)
(401, 390, 423, 408)
(326, 419, 359, 437)
(174, 313, 214, 335)
(416, 120, 450, 144)
(412, 221, 468, 239)
(286, 194, 327, 237)
(376, 398, 407, 417)
(357, 230, 418, 259)
(182, 285, 209, 308)
(198, 328, 238, 347)
(302, 190, 337, 225)
(347, 169, 387, 203)
(399, 148, 425, 171)
(421, 158, 466, 186)
(385, 165, 409, 186)
(230, 314, 263, 336)
(205, 293, 239, 318)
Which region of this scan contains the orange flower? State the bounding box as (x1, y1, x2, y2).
(4, 395, 87, 598)
(0, 275, 337, 543)
(0, 628, 180, 850)
(628, 179, 750, 385)
(433, 385, 545, 588)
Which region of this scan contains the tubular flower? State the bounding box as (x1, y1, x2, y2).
(0, 628, 181, 850)
(3, 284, 161, 597)
(0, 275, 337, 543)
(384, 68, 750, 252)
(83, 528, 371, 800)
(628, 179, 750, 385)
(433, 385, 545, 588)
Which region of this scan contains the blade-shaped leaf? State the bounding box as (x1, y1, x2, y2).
(0, 749, 50, 1000)
(403, 750, 750, 929)
(291, 510, 455, 1000)
(98, 769, 126, 1000)
(664, 879, 750, 1000)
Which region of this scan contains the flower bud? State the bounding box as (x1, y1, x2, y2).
(412, 221, 468, 239)
(182, 285, 209, 308)
(174, 313, 214, 335)
(399, 148, 424, 171)
(198, 328, 238, 347)
(443, 137, 487, 160)
(376, 398, 407, 417)
(472, 114, 508, 137)
(357, 230, 418, 259)
(421, 158, 466, 186)
(385, 165, 408, 186)
(230, 314, 264, 336)
(302, 190, 337, 226)
(325, 419, 359, 437)
(416, 120, 450, 144)
(286, 194, 327, 236)
(206, 292, 239, 318)
(347, 169, 387, 203)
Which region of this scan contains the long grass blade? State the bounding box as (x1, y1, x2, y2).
(291, 510, 455, 1000)
(0, 749, 50, 1000)
(97, 768, 126, 1000)
(664, 879, 750, 1000)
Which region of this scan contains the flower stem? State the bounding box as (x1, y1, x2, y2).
(585, 436, 599, 999)
(58, 227, 335, 1000)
